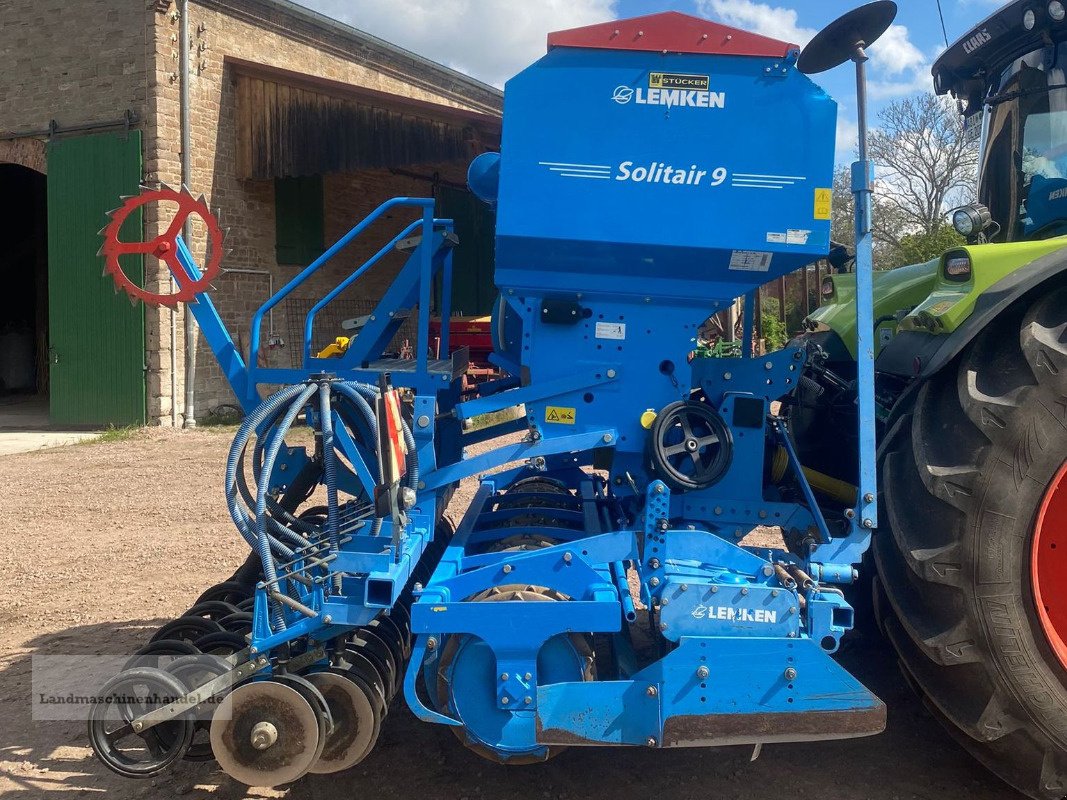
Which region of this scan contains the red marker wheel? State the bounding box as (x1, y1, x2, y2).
(100, 186, 223, 308)
(1033, 458, 1067, 671)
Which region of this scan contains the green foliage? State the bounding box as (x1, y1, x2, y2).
(760, 297, 788, 352)
(884, 224, 965, 269)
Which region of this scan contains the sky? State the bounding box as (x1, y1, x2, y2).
(294, 0, 1009, 162)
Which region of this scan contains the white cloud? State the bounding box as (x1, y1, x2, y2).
(868, 24, 925, 75)
(869, 68, 934, 101)
(697, 0, 817, 46)
(836, 114, 859, 163)
(294, 0, 618, 87)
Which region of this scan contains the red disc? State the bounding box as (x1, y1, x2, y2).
(1033, 459, 1067, 672)
(100, 186, 223, 307)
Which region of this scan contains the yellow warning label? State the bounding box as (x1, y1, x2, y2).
(814, 187, 832, 220)
(545, 406, 576, 425)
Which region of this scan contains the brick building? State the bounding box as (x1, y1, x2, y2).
(0, 0, 501, 426)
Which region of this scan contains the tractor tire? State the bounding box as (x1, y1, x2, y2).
(874, 286, 1067, 800)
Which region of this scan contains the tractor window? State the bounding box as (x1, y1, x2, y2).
(981, 41, 1067, 241)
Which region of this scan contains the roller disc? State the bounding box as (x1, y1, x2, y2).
(351, 629, 399, 699)
(196, 581, 249, 606)
(163, 654, 230, 761)
(339, 648, 389, 714)
(388, 604, 413, 655)
(124, 639, 200, 670)
(88, 667, 194, 778)
(194, 631, 249, 656)
(185, 600, 241, 621)
(219, 612, 254, 637)
(304, 670, 381, 774)
(210, 681, 321, 787)
(366, 617, 406, 673)
(272, 673, 332, 767)
(151, 615, 225, 644)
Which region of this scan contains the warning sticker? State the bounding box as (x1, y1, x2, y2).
(545, 406, 576, 425)
(729, 250, 773, 272)
(814, 187, 832, 220)
(595, 322, 626, 340)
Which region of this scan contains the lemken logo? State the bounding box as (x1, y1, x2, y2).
(691, 604, 778, 624)
(611, 83, 726, 109)
(962, 29, 992, 55)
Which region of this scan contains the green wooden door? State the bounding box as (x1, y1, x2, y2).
(47, 131, 145, 426)
(436, 186, 496, 316)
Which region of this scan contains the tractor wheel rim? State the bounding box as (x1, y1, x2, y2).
(1033, 459, 1067, 672)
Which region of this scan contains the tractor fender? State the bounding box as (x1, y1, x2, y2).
(876, 246, 1067, 379)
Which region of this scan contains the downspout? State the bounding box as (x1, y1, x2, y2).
(179, 0, 197, 427)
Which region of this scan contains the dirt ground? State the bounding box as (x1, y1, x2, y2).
(0, 428, 1021, 799)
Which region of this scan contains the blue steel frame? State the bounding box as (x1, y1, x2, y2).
(153, 13, 887, 765)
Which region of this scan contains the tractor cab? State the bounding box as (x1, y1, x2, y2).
(935, 0, 1067, 242)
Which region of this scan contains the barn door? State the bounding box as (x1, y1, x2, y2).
(47, 131, 145, 426)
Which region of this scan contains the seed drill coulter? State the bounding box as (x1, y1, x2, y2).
(88, 3, 905, 787)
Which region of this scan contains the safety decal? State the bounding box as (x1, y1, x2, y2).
(814, 187, 832, 220)
(728, 250, 773, 272)
(545, 406, 577, 425)
(595, 322, 626, 340)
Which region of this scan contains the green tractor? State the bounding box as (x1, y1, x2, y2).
(798, 2, 1067, 797)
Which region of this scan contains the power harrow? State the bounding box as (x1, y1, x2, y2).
(87, 3, 903, 787)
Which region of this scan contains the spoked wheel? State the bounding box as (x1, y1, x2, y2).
(304, 669, 382, 774)
(648, 400, 732, 491)
(874, 287, 1067, 799)
(435, 585, 594, 764)
(210, 680, 323, 787)
(88, 667, 194, 778)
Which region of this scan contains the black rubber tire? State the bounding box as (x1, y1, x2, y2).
(874, 286, 1067, 800)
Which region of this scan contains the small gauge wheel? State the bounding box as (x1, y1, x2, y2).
(648, 400, 733, 491)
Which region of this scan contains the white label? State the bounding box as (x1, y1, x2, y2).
(766, 232, 787, 244)
(786, 229, 811, 245)
(595, 322, 626, 340)
(729, 250, 773, 272)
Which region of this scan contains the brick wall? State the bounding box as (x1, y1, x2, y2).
(148, 0, 499, 423)
(0, 0, 150, 134)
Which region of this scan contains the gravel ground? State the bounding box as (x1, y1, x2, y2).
(0, 428, 1020, 799)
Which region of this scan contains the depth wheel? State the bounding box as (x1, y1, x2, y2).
(874, 286, 1067, 799)
(210, 680, 321, 787)
(88, 667, 194, 778)
(435, 585, 594, 764)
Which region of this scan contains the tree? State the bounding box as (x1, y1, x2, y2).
(867, 93, 979, 239)
(885, 223, 965, 269)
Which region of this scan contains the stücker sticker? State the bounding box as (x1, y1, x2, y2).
(545, 406, 576, 425)
(814, 187, 832, 220)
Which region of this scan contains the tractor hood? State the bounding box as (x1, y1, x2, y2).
(805, 260, 940, 359)
(899, 237, 1067, 334)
